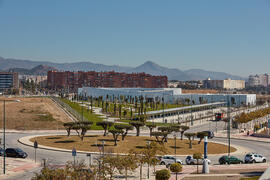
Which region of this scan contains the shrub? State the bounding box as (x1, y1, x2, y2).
(155, 169, 171, 180)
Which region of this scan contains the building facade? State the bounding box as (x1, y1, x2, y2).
(0, 72, 19, 92)
(203, 78, 245, 89)
(47, 71, 168, 91)
(248, 74, 269, 87)
(78, 87, 256, 106)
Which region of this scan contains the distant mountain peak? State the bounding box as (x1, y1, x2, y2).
(0, 56, 245, 81)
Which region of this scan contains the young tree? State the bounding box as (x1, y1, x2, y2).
(193, 152, 202, 174)
(155, 169, 171, 180)
(184, 132, 196, 149)
(109, 129, 123, 146)
(114, 124, 134, 140)
(146, 124, 157, 136)
(150, 132, 169, 144)
(180, 125, 190, 140)
(101, 154, 122, 180)
(118, 153, 138, 180)
(96, 121, 114, 136)
(196, 131, 208, 144)
(170, 163, 182, 180)
(72, 121, 93, 141)
(63, 122, 75, 137)
(130, 121, 145, 136)
(32, 161, 96, 180)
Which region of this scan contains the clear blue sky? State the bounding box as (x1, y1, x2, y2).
(0, 0, 269, 77)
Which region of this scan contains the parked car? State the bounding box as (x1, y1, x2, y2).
(160, 155, 183, 165)
(0, 147, 4, 156)
(219, 156, 243, 164)
(5, 148, 28, 158)
(185, 156, 211, 165)
(202, 131, 214, 139)
(245, 153, 266, 163)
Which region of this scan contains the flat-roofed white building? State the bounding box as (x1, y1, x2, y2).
(78, 87, 256, 106)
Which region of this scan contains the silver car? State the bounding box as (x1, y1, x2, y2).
(160, 155, 183, 165)
(185, 155, 211, 165)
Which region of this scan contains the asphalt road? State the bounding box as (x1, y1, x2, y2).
(2, 126, 270, 180)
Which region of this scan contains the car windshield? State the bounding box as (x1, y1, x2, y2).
(246, 154, 251, 157)
(16, 148, 23, 152)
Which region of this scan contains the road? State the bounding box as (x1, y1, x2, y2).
(2, 127, 270, 180)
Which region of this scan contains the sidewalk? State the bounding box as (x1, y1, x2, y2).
(215, 132, 270, 143)
(0, 157, 40, 179)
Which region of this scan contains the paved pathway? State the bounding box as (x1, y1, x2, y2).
(0, 157, 40, 179)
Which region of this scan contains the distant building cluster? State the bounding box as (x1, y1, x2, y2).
(47, 71, 168, 91)
(248, 74, 270, 87)
(203, 78, 245, 90)
(0, 72, 19, 92)
(20, 75, 47, 87)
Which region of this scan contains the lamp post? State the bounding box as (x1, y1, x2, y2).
(174, 133, 177, 161)
(3, 100, 6, 175)
(147, 141, 150, 179)
(227, 95, 231, 162)
(1, 99, 20, 174)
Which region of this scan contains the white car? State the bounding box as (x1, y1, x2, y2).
(245, 153, 266, 163)
(185, 155, 211, 165)
(160, 155, 183, 165)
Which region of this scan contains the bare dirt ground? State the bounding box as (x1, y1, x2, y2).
(0, 97, 72, 130)
(30, 135, 236, 155)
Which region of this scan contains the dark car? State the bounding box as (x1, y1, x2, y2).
(0, 147, 4, 156)
(219, 156, 243, 164)
(5, 148, 28, 158)
(203, 131, 214, 139)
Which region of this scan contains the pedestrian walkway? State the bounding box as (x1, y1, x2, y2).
(215, 132, 270, 143)
(0, 157, 39, 179)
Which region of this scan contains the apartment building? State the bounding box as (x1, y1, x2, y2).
(203, 78, 245, 90)
(0, 72, 19, 92)
(47, 71, 168, 91)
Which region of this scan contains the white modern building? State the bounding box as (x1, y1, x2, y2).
(78, 87, 256, 106)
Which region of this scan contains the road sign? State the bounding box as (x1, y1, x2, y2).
(34, 141, 38, 149)
(72, 148, 77, 157)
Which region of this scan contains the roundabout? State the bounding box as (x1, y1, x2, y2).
(26, 134, 237, 155)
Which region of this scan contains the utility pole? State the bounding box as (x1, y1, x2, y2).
(3, 100, 6, 174)
(227, 95, 231, 164)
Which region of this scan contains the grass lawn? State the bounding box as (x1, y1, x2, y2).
(60, 98, 104, 130)
(30, 135, 236, 155)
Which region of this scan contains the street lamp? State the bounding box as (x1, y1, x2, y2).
(174, 133, 177, 161)
(1, 99, 20, 174)
(147, 141, 150, 179)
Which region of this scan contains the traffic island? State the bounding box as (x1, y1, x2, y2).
(28, 135, 236, 155)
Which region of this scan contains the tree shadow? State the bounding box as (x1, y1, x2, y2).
(98, 138, 115, 142)
(169, 146, 182, 149)
(46, 137, 62, 140)
(135, 145, 147, 149)
(54, 140, 75, 143)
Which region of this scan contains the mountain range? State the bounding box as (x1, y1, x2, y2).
(0, 56, 245, 81)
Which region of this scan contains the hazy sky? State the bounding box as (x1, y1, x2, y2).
(0, 0, 269, 77)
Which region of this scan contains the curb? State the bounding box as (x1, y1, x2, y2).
(18, 134, 240, 157)
(215, 136, 270, 144)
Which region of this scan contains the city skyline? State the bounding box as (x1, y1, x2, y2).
(0, 0, 270, 76)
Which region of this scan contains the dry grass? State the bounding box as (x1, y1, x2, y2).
(182, 89, 219, 94)
(30, 135, 236, 155)
(0, 97, 72, 130)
